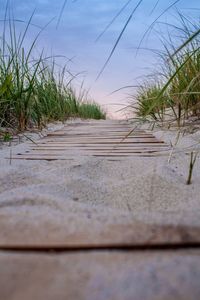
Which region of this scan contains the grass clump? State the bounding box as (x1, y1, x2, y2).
(132, 14, 200, 127)
(2, 132, 12, 142)
(135, 82, 167, 121)
(0, 13, 105, 133)
(76, 102, 106, 120)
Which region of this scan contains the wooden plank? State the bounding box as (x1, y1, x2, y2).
(29, 144, 169, 148)
(33, 141, 165, 144)
(42, 137, 154, 142)
(44, 137, 158, 140)
(31, 142, 163, 146)
(9, 156, 74, 160)
(15, 150, 168, 155)
(46, 132, 152, 135)
(93, 153, 167, 157)
(24, 149, 168, 154)
(33, 138, 165, 143)
(0, 251, 199, 300)
(47, 134, 147, 138)
(10, 153, 167, 160)
(30, 147, 169, 151)
(0, 220, 200, 246)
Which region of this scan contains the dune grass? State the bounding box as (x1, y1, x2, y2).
(132, 14, 200, 127)
(75, 102, 106, 120)
(0, 12, 105, 136)
(134, 82, 167, 121)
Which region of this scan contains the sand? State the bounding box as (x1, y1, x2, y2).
(0, 119, 200, 299)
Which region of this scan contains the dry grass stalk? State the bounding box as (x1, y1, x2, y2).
(186, 151, 198, 185)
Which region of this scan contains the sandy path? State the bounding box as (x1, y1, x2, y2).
(0, 119, 200, 299)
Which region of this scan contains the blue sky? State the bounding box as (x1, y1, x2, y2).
(0, 0, 199, 117)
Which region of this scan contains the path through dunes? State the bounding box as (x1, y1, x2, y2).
(11, 120, 170, 160)
(0, 120, 200, 300)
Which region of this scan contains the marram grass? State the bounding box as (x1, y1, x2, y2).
(132, 13, 200, 127)
(0, 13, 105, 134)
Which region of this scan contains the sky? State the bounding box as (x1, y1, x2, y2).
(0, 0, 199, 118)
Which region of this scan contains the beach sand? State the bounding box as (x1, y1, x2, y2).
(0, 119, 200, 299)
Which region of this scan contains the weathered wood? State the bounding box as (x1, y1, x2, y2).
(22, 149, 168, 154)
(10, 154, 168, 161)
(30, 144, 169, 148)
(0, 220, 200, 247)
(0, 250, 199, 300)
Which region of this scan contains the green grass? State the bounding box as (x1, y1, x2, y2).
(132, 13, 200, 126)
(134, 82, 167, 121)
(76, 102, 106, 119)
(0, 10, 105, 134)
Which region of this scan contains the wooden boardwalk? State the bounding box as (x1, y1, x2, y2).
(11, 120, 170, 160)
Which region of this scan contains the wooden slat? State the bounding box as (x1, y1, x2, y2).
(15, 151, 167, 156)
(33, 141, 165, 145)
(47, 134, 148, 138)
(30, 147, 169, 151)
(30, 144, 169, 148)
(0, 220, 200, 246)
(10, 153, 167, 160)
